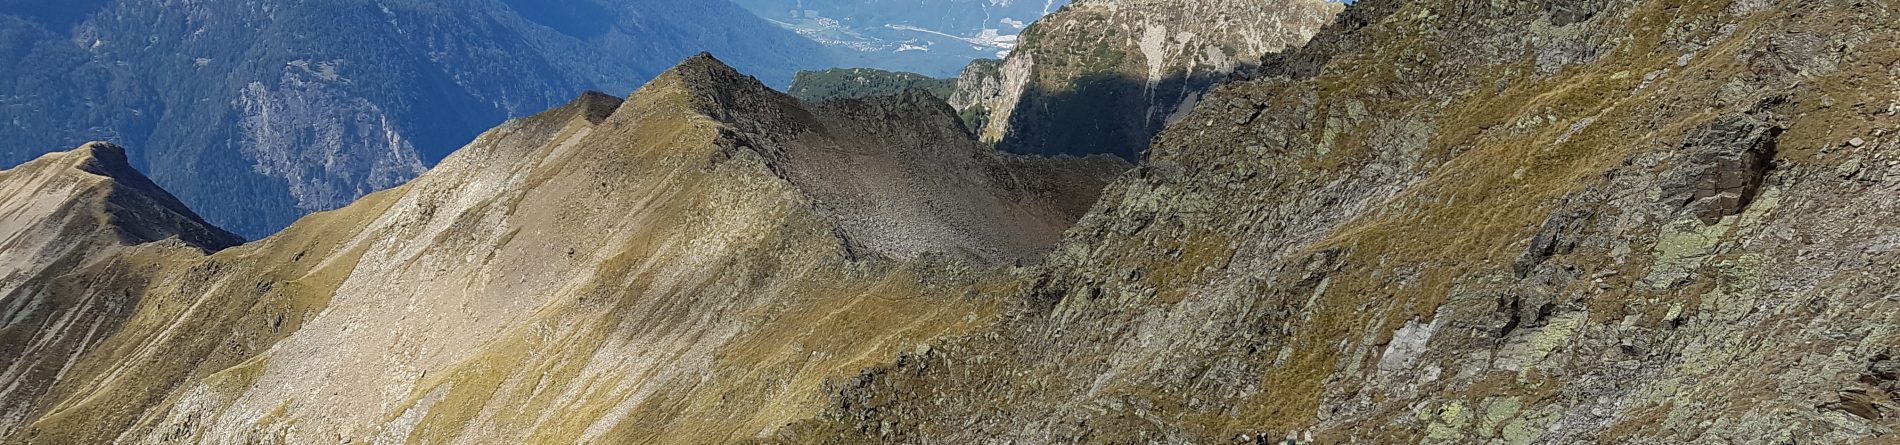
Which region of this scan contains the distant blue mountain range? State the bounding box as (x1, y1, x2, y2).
(0, 0, 833, 238)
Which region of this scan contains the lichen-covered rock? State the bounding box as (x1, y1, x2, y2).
(769, 0, 1900, 443)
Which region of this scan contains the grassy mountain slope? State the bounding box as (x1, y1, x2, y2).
(950, 0, 1344, 160)
(17, 0, 1900, 443)
(0, 142, 240, 438)
(0, 54, 1123, 444)
(788, 68, 956, 103)
(767, 0, 1900, 442)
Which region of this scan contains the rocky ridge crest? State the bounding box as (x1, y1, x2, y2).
(0, 141, 238, 437)
(0, 54, 1121, 445)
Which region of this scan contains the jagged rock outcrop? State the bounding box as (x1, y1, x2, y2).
(950, 0, 1343, 159)
(0, 54, 1122, 445)
(674, 55, 1128, 262)
(765, 0, 1900, 443)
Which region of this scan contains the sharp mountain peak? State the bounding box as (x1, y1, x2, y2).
(662, 52, 777, 100)
(0, 49, 1127, 443)
(644, 53, 1130, 263)
(2, 142, 242, 253)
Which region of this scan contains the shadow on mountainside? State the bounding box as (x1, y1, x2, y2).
(1256, 0, 1406, 81)
(994, 1, 1414, 162)
(994, 69, 1226, 162)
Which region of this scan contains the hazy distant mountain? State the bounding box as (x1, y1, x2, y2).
(731, 0, 1069, 77)
(0, 0, 832, 238)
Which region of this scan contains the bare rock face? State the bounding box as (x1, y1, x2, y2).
(951, 0, 1344, 160)
(673, 53, 1129, 262)
(0, 54, 1123, 445)
(234, 74, 429, 218)
(1662, 113, 1782, 224)
(947, 59, 1005, 112)
(763, 0, 1900, 443)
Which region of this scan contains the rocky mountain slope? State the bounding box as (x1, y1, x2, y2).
(0, 0, 833, 239)
(0, 54, 1123, 444)
(732, 0, 1069, 77)
(761, 0, 1900, 443)
(0, 142, 240, 436)
(949, 0, 1343, 159)
(13, 0, 1900, 443)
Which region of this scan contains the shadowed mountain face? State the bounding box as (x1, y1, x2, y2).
(0, 54, 1124, 444)
(0, 0, 832, 239)
(498, 0, 617, 38)
(0, 0, 110, 30)
(950, 0, 1344, 160)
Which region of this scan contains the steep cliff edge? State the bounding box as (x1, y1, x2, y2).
(0, 54, 1122, 445)
(777, 0, 1900, 443)
(950, 0, 1343, 159)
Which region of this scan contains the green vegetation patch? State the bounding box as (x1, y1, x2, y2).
(787, 68, 956, 103)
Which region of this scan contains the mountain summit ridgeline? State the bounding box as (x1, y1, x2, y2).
(0, 0, 833, 239)
(0, 54, 1122, 444)
(9, 0, 1900, 444)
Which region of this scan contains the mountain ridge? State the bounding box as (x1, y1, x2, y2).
(14, 0, 1900, 443)
(660, 53, 1129, 262)
(0, 0, 836, 239)
(0, 140, 240, 439)
(0, 53, 1124, 444)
